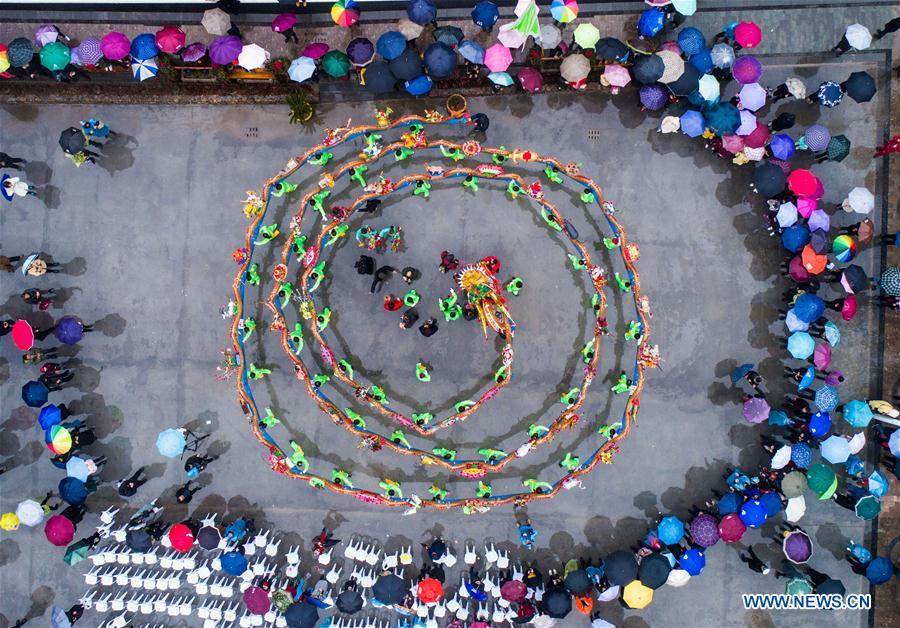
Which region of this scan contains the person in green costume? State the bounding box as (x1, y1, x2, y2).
(349, 165, 367, 187)
(242, 317, 257, 342)
(559, 453, 580, 471)
(309, 189, 330, 218)
(277, 282, 293, 308)
(542, 209, 562, 231)
(290, 323, 304, 351)
(316, 307, 331, 330)
(478, 448, 506, 463)
(413, 180, 431, 198)
(337, 359, 353, 379)
(528, 424, 549, 439)
(261, 407, 280, 426)
(580, 187, 594, 203)
(364, 130, 381, 148)
(255, 224, 279, 245)
(505, 277, 523, 296)
(429, 484, 448, 500)
(271, 181, 297, 197)
(292, 234, 307, 258)
(379, 478, 402, 498)
(544, 165, 563, 184)
(344, 408, 365, 428)
(332, 469, 353, 487)
(463, 175, 479, 192)
(454, 400, 475, 413)
(413, 412, 434, 426)
(611, 371, 631, 394)
(404, 290, 420, 307)
(476, 481, 492, 498)
(523, 478, 552, 493)
(391, 430, 410, 447)
(288, 441, 309, 471)
(248, 363, 270, 379)
(394, 147, 414, 161)
(568, 254, 586, 270)
(494, 364, 509, 383)
(581, 340, 595, 364)
(325, 225, 348, 247)
(614, 272, 632, 292)
(370, 385, 386, 403)
(415, 362, 431, 382)
(245, 263, 260, 286)
(309, 261, 326, 292)
(313, 373, 330, 388)
(309, 151, 333, 166)
(560, 388, 579, 406)
(432, 447, 456, 461)
(625, 320, 642, 341)
(506, 180, 522, 199)
(440, 145, 464, 161)
(602, 236, 620, 249)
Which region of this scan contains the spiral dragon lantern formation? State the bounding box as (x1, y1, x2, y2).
(228, 105, 657, 514)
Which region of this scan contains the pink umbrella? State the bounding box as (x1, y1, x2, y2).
(813, 343, 831, 369)
(743, 121, 770, 149)
(243, 586, 271, 615)
(155, 26, 186, 54)
(35, 24, 60, 47)
(797, 197, 816, 218)
(101, 32, 131, 61)
(841, 295, 857, 321)
(484, 43, 512, 72)
(272, 13, 297, 33)
(603, 64, 631, 88)
(303, 42, 330, 59)
(721, 134, 744, 153)
(517, 67, 544, 93)
(44, 514, 75, 546)
(735, 21, 762, 48)
(659, 40, 681, 54)
(717, 513, 747, 543)
(743, 397, 770, 424)
(788, 255, 811, 282)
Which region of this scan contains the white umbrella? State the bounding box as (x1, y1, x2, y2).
(597, 584, 621, 602)
(238, 43, 269, 71)
(498, 28, 528, 49)
(539, 23, 561, 49)
(657, 50, 685, 84)
(396, 17, 424, 40)
(531, 616, 556, 628)
(131, 57, 159, 82)
(560, 53, 590, 82)
(666, 568, 691, 587)
(845, 24, 872, 50)
(743, 146, 766, 161)
(770, 444, 792, 469)
(698, 74, 720, 102)
(288, 56, 316, 83)
(659, 115, 680, 134)
(15, 499, 44, 527)
(591, 618, 616, 628)
(785, 77, 806, 99)
(202, 8, 231, 36)
(672, 0, 697, 15)
(785, 495, 806, 523)
(847, 187, 874, 214)
(848, 431, 866, 454)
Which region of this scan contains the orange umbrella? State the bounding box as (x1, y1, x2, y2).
(801, 244, 827, 274)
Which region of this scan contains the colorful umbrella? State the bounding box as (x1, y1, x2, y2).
(734, 21, 762, 48)
(404, 73, 433, 96)
(129, 33, 158, 61)
(732, 55, 761, 84)
(332, 0, 360, 27)
(657, 515, 685, 545)
(550, 0, 579, 24)
(406, 0, 437, 25)
(131, 57, 158, 81)
(433, 25, 464, 47)
(35, 24, 60, 47)
(739, 499, 767, 528)
(787, 331, 814, 359)
(1, 512, 20, 531)
(58, 477, 88, 506)
(488, 71, 514, 87)
(388, 48, 423, 80)
(807, 208, 830, 233)
(815, 385, 840, 412)
(781, 225, 809, 252)
(704, 102, 740, 135)
(803, 124, 831, 151)
(668, 63, 701, 96)
(826, 134, 851, 162)
(737, 82, 766, 111)
(303, 42, 330, 60)
(458, 40, 485, 65)
(633, 54, 665, 84)
(717, 513, 746, 543)
(518, 67, 544, 92)
(742, 397, 770, 424)
(238, 44, 269, 71)
(209, 35, 242, 65)
(865, 557, 893, 584)
(843, 399, 873, 428)
(485, 43, 513, 72)
(417, 577, 444, 603)
(785, 495, 806, 522)
(362, 61, 396, 93)
(65, 457, 90, 482)
(808, 411, 831, 438)
(680, 110, 705, 137)
(868, 470, 889, 498)
(769, 134, 795, 160)
(831, 234, 856, 263)
(791, 442, 812, 469)
(596, 37, 628, 61)
(45, 514, 75, 546)
(786, 577, 813, 595)
(396, 17, 424, 40)
(220, 550, 249, 575)
(45, 425, 72, 455)
(657, 50, 685, 84)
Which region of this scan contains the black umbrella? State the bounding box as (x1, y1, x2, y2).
(816, 578, 845, 595)
(752, 162, 787, 198)
(389, 47, 423, 81)
(126, 528, 152, 552)
(638, 552, 671, 589)
(284, 601, 318, 628)
(632, 54, 664, 84)
(843, 71, 875, 103)
(841, 264, 869, 293)
(197, 525, 221, 550)
(809, 229, 829, 254)
(335, 589, 364, 614)
(373, 573, 407, 605)
(433, 25, 464, 47)
(604, 550, 638, 586)
(542, 587, 572, 618)
(58, 127, 86, 154)
(362, 61, 397, 93)
(595, 37, 628, 61)
(667, 63, 700, 96)
(427, 539, 447, 561)
(563, 569, 591, 595)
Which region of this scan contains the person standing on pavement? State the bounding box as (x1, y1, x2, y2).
(117, 467, 149, 497)
(0, 152, 26, 170)
(175, 480, 203, 504)
(184, 454, 217, 479)
(873, 17, 900, 40)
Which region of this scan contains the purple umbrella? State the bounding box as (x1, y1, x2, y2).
(347, 37, 375, 66)
(769, 134, 795, 160)
(303, 42, 330, 60)
(736, 110, 756, 136)
(54, 316, 84, 345)
(209, 35, 242, 65)
(738, 82, 766, 112)
(271, 13, 297, 33)
(690, 513, 719, 548)
(640, 83, 668, 110)
(804, 124, 830, 152)
(181, 42, 207, 63)
(35, 24, 60, 47)
(101, 32, 131, 61)
(732, 55, 762, 84)
(807, 209, 830, 232)
(76, 38, 103, 66)
(782, 530, 813, 564)
(742, 397, 770, 424)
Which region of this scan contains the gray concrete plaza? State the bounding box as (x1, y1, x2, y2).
(0, 9, 895, 628)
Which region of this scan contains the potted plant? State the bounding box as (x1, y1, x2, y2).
(286, 91, 315, 124)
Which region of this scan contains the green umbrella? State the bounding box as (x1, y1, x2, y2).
(63, 540, 91, 566)
(855, 495, 880, 520)
(826, 134, 851, 162)
(785, 577, 813, 595)
(806, 463, 838, 500)
(780, 471, 808, 498)
(40, 41, 70, 71)
(322, 50, 351, 77)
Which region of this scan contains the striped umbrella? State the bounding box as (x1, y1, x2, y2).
(803, 125, 830, 152)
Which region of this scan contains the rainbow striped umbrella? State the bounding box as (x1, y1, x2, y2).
(832, 235, 857, 263)
(550, 0, 579, 23)
(332, 0, 360, 28)
(45, 425, 73, 455)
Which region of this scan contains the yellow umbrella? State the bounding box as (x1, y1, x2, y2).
(623, 580, 653, 609)
(573, 23, 600, 49)
(0, 50, 10, 74)
(1, 512, 20, 531)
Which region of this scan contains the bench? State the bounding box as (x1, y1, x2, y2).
(229, 68, 275, 82)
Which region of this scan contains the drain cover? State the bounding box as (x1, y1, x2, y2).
(246, 127, 258, 138)
(586, 129, 602, 140)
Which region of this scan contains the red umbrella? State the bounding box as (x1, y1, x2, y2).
(168, 523, 195, 552)
(801, 244, 827, 274)
(417, 577, 444, 603)
(787, 169, 819, 197)
(45, 514, 75, 546)
(717, 513, 747, 543)
(734, 21, 762, 48)
(788, 255, 811, 282)
(813, 343, 831, 369)
(155, 25, 186, 53)
(841, 295, 857, 321)
(501, 579, 528, 602)
(743, 121, 770, 149)
(11, 319, 34, 351)
(518, 67, 544, 93)
(243, 585, 271, 614)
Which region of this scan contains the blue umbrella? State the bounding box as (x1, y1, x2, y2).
(820, 435, 850, 464)
(638, 9, 665, 37)
(657, 516, 685, 545)
(781, 225, 810, 253)
(710, 42, 735, 68)
(66, 457, 90, 482)
(689, 48, 713, 74)
(376, 31, 407, 61)
(39, 404, 63, 430)
(792, 294, 824, 323)
(388, 47, 423, 81)
(407, 0, 437, 25)
(770, 134, 796, 160)
(50, 606, 72, 628)
(130, 33, 159, 61)
(596, 37, 629, 62)
(458, 40, 485, 64)
(718, 492, 743, 515)
(865, 557, 893, 584)
(731, 363, 754, 384)
(797, 366, 816, 391)
(156, 428, 186, 458)
(760, 491, 783, 517)
(471, 1, 499, 30)
(703, 102, 740, 135)
(868, 470, 889, 498)
(791, 442, 812, 469)
(739, 499, 767, 528)
(815, 385, 840, 412)
(362, 61, 396, 93)
(8, 37, 35, 68)
(423, 42, 456, 77)
(488, 71, 514, 87)
(640, 83, 668, 110)
(22, 381, 49, 407)
(843, 399, 873, 428)
(55, 316, 85, 345)
(824, 321, 841, 347)
(849, 543, 872, 564)
(677, 27, 706, 56)
(787, 332, 815, 360)
(58, 477, 88, 505)
(816, 81, 843, 107)
(404, 74, 433, 96)
(679, 548, 705, 576)
(346, 38, 375, 66)
(288, 56, 316, 83)
(768, 409, 792, 427)
(220, 550, 248, 575)
(632, 54, 664, 84)
(808, 411, 831, 438)
(845, 455, 865, 478)
(680, 110, 705, 137)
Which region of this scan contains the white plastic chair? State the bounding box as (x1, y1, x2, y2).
(159, 550, 174, 570)
(110, 591, 127, 612)
(325, 564, 342, 584)
(446, 594, 460, 613)
(434, 600, 446, 618)
(112, 526, 128, 543)
(239, 612, 253, 628)
(455, 602, 469, 621)
(93, 593, 111, 614)
(365, 546, 381, 566)
(116, 550, 131, 566)
(458, 576, 470, 598)
(129, 569, 145, 589)
(243, 540, 257, 557)
(317, 547, 333, 566)
(285, 544, 300, 565)
(275, 615, 287, 628)
(160, 534, 172, 549)
(197, 601, 211, 620)
(170, 556, 184, 571)
(106, 612, 129, 628)
(200, 513, 217, 527)
(223, 601, 238, 622)
(78, 590, 96, 610)
(440, 549, 457, 568)
(166, 596, 181, 616)
(194, 577, 209, 596)
(359, 568, 375, 589)
(115, 568, 131, 587)
(208, 600, 224, 621)
(142, 573, 158, 591)
(84, 567, 100, 586)
(343, 538, 358, 560)
(219, 579, 235, 598)
(138, 595, 155, 615)
(166, 574, 181, 590)
(382, 551, 398, 570)
(253, 530, 269, 548)
(143, 548, 158, 565)
(90, 551, 107, 567)
(252, 559, 268, 576)
(265, 538, 281, 558)
(100, 506, 119, 525)
(264, 610, 278, 623)
(464, 544, 477, 565)
(492, 607, 506, 623)
(484, 543, 498, 564)
(285, 562, 299, 579)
